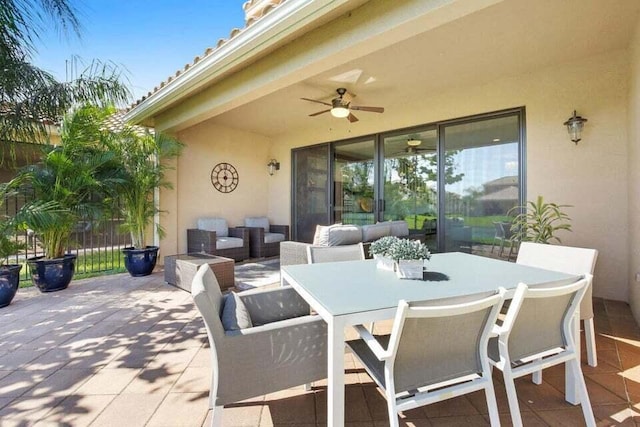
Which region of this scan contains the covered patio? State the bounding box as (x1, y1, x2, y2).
(0, 267, 639, 426)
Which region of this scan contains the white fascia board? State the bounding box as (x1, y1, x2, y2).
(125, 0, 356, 124)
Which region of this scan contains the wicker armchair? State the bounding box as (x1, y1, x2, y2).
(241, 217, 289, 258)
(187, 218, 250, 262)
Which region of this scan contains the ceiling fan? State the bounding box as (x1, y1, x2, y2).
(390, 136, 435, 156)
(301, 88, 384, 123)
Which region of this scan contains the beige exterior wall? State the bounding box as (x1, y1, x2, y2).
(271, 49, 630, 301)
(629, 18, 640, 320)
(158, 121, 274, 259)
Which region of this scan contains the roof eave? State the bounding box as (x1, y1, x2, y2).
(124, 0, 358, 125)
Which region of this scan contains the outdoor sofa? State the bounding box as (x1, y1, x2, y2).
(280, 220, 411, 267)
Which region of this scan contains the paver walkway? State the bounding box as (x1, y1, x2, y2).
(0, 262, 639, 426)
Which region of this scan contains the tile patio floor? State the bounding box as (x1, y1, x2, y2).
(0, 261, 639, 426)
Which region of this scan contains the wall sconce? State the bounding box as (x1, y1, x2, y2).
(563, 110, 588, 144)
(267, 159, 280, 176)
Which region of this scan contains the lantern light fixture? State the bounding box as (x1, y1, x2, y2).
(267, 159, 280, 176)
(563, 110, 588, 144)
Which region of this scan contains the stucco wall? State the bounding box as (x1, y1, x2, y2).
(159, 121, 274, 257)
(629, 18, 640, 320)
(272, 48, 630, 301)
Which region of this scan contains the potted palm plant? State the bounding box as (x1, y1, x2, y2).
(0, 221, 25, 307)
(107, 126, 183, 277)
(508, 195, 572, 244)
(3, 106, 123, 292)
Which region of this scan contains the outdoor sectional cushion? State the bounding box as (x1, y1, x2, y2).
(313, 224, 362, 246)
(361, 223, 391, 242)
(221, 292, 253, 332)
(197, 217, 229, 237)
(216, 236, 245, 250)
(245, 216, 270, 232)
(264, 232, 285, 244)
(388, 220, 410, 237)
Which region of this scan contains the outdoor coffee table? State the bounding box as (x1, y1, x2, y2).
(164, 253, 235, 292)
(281, 252, 581, 427)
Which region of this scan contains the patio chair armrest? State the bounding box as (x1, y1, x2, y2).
(224, 313, 325, 337)
(187, 228, 217, 253)
(239, 286, 311, 324)
(270, 225, 290, 240)
(240, 226, 265, 248)
(228, 227, 249, 243)
(280, 241, 312, 266)
(353, 324, 391, 360)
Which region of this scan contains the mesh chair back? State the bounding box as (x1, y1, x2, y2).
(516, 242, 598, 319)
(390, 292, 503, 393)
(307, 243, 365, 264)
(507, 294, 572, 362)
(505, 278, 586, 363)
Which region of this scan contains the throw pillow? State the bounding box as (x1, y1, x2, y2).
(221, 292, 253, 331)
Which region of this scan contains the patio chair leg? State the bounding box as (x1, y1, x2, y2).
(584, 318, 598, 367)
(386, 395, 400, 427)
(484, 381, 501, 426)
(211, 406, 223, 427)
(503, 372, 524, 427)
(532, 360, 543, 385)
(568, 357, 596, 427)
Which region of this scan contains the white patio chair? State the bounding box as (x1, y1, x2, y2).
(306, 242, 365, 264)
(516, 242, 599, 367)
(489, 277, 595, 427)
(347, 290, 506, 427)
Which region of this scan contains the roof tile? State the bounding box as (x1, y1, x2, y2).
(127, 0, 288, 111)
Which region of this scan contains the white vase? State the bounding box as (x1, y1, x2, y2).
(395, 259, 424, 280)
(374, 254, 395, 271)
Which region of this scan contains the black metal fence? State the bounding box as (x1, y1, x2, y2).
(2, 190, 132, 283)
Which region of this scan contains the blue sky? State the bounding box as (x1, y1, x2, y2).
(32, 0, 247, 102)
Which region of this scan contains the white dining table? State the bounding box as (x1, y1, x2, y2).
(281, 252, 582, 427)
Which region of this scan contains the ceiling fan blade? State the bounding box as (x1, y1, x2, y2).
(350, 105, 384, 113)
(347, 113, 359, 123)
(309, 109, 331, 117)
(301, 97, 332, 107)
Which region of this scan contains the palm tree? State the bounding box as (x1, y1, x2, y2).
(105, 123, 183, 250)
(0, 0, 130, 149)
(5, 105, 124, 259)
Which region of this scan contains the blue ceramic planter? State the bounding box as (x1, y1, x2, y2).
(123, 246, 159, 277)
(27, 255, 76, 293)
(0, 265, 22, 307)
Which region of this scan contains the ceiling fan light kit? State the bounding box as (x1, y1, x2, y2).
(331, 106, 350, 118)
(302, 87, 384, 122)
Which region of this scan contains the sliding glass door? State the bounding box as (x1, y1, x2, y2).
(381, 128, 438, 250)
(291, 145, 330, 242)
(291, 108, 524, 252)
(441, 113, 522, 253)
(333, 139, 376, 225)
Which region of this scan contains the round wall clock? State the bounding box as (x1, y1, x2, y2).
(210, 162, 239, 193)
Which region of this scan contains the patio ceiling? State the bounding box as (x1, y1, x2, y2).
(201, 0, 640, 138)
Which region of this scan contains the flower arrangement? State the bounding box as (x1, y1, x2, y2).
(369, 236, 400, 257)
(387, 238, 431, 261)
